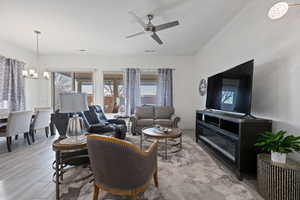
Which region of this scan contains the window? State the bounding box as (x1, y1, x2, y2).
(52, 72, 94, 111)
(103, 71, 158, 113)
(103, 72, 124, 113)
(140, 72, 158, 105)
(74, 72, 94, 105)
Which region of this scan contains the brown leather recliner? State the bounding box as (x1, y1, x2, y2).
(87, 135, 159, 200)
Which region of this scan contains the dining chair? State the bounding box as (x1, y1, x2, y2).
(0, 111, 33, 152)
(87, 135, 159, 200)
(30, 108, 51, 143)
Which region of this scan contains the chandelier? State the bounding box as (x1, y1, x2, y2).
(22, 30, 50, 80)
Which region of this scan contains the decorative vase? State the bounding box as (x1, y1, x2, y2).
(271, 151, 287, 164)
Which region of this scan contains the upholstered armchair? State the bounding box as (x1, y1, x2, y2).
(0, 111, 33, 152)
(87, 135, 158, 200)
(131, 106, 180, 135)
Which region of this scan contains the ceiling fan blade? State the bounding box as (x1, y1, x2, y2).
(155, 21, 179, 32)
(129, 11, 146, 28)
(151, 33, 163, 45)
(126, 31, 145, 38)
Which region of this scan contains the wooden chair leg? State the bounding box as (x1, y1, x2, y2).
(24, 132, 31, 145)
(153, 170, 159, 188)
(93, 184, 99, 200)
(6, 137, 12, 152)
(45, 127, 49, 138)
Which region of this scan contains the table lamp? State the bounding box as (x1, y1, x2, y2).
(59, 92, 89, 139)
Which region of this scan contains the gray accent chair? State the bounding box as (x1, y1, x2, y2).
(30, 108, 51, 143)
(130, 106, 180, 135)
(87, 135, 158, 200)
(0, 111, 33, 152)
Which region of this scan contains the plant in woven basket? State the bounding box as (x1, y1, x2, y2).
(255, 130, 300, 163)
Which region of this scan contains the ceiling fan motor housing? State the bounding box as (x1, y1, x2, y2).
(145, 26, 155, 32)
(147, 14, 154, 21)
(145, 14, 155, 32)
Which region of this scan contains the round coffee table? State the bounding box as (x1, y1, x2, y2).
(141, 128, 183, 159)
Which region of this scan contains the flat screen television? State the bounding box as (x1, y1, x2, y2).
(206, 60, 254, 114)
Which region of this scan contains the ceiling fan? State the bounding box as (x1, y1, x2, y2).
(126, 12, 179, 45)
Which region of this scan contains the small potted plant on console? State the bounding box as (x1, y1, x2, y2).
(255, 130, 300, 164)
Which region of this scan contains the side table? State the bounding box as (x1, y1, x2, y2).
(52, 135, 91, 200)
(257, 153, 300, 200)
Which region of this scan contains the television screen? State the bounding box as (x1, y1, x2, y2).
(206, 60, 254, 114)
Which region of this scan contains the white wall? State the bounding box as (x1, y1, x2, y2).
(0, 39, 198, 129)
(0, 39, 39, 110)
(39, 55, 197, 129)
(194, 0, 300, 161)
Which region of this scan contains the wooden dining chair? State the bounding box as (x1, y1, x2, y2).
(87, 135, 159, 200)
(0, 111, 33, 152)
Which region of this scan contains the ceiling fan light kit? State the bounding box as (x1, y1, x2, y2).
(268, 1, 300, 20)
(127, 12, 179, 45)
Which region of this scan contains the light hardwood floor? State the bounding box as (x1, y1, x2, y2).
(0, 130, 260, 200)
(0, 132, 56, 200)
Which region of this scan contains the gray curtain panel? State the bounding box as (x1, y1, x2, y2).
(124, 68, 141, 115)
(157, 68, 173, 107)
(0, 55, 26, 111)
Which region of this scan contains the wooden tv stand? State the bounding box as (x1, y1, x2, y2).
(195, 110, 272, 180)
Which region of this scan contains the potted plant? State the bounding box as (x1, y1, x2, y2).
(255, 130, 300, 164)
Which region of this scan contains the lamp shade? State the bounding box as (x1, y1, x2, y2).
(59, 92, 89, 113)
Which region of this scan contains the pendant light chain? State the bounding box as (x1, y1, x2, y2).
(36, 30, 40, 75)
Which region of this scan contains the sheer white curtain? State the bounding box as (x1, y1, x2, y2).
(157, 68, 173, 107)
(124, 68, 141, 115)
(0, 55, 26, 111)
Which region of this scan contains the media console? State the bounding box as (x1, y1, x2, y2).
(195, 110, 272, 180)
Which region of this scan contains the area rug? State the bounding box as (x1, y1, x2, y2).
(60, 135, 261, 200)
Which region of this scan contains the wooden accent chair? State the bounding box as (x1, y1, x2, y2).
(87, 135, 159, 200)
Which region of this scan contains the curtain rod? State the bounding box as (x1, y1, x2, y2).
(0, 54, 25, 64)
(46, 68, 97, 72)
(121, 68, 176, 71)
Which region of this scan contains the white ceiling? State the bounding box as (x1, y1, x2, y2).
(0, 0, 248, 56)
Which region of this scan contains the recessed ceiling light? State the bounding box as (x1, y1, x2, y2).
(144, 50, 156, 53)
(79, 49, 88, 52)
(268, 2, 289, 20)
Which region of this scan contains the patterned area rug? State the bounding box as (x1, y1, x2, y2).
(60, 135, 261, 200)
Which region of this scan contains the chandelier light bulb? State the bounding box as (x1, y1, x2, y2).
(29, 69, 36, 76)
(22, 70, 28, 77)
(43, 71, 50, 80)
(33, 72, 39, 79)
